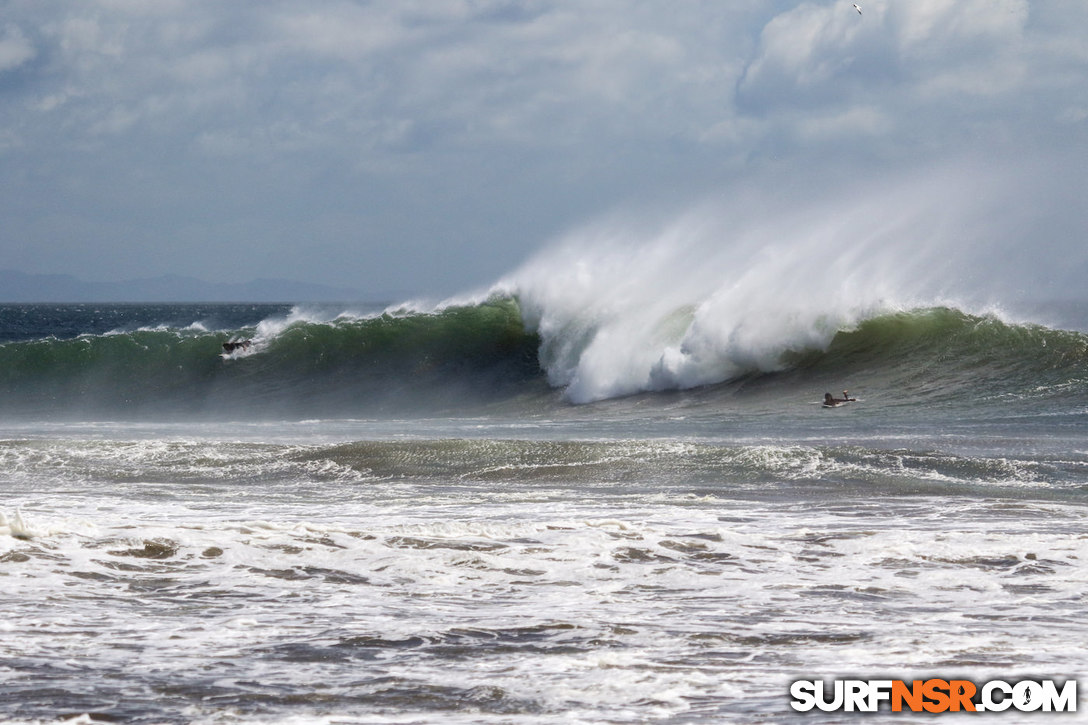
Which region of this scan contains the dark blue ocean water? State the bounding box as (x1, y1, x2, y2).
(0, 303, 292, 343)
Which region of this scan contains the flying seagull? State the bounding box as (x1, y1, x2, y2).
(853, 3, 862, 14)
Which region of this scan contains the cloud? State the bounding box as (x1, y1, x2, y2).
(0, 2, 1085, 295)
(0, 24, 35, 72)
(738, 0, 1044, 125)
(794, 104, 891, 141)
(8, 1, 1084, 162)
(12, 2, 755, 155)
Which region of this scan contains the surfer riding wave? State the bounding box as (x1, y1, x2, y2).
(823, 390, 856, 407)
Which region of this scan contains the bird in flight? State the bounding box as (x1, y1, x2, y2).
(853, 3, 862, 14)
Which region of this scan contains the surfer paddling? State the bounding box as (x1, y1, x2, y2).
(222, 340, 251, 353)
(823, 391, 856, 407)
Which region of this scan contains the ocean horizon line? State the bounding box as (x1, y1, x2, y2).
(0, 269, 416, 304)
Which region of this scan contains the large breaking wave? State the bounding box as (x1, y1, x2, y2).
(493, 163, 1085, 404)
(2, 165, 1086, 419)
(0, 297, 1085, 420)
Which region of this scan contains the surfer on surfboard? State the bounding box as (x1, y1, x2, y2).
(823, 391, 856, 407)
(222, 340, 251, 353)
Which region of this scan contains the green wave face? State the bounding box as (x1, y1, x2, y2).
(785, 307, 1088, 401)
(1, 300, 1086, 420)
(0, 298, 544, 419)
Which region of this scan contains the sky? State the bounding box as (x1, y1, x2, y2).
(1, 0, 1086, 299)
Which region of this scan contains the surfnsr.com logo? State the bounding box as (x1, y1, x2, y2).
(790, 678, 1078, 713)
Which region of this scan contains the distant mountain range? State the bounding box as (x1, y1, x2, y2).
(0, 270, 381, 303)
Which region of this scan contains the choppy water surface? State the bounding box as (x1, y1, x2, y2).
(3, 426, 1087, 724)
(2, 295, 1088, 722)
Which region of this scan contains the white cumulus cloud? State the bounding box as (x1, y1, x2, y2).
(0, 24, 35, 72)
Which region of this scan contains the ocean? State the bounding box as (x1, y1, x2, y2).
(2, 286, 1088, 722)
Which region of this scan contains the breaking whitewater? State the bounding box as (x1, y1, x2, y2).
(3, 182, 1088, 723)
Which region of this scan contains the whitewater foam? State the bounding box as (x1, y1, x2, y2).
(491, 167, 1019, 402)
(3, 416, 1088, 724)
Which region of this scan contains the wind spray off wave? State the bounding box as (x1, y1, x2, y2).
(1, 165, 1082, 420)
(498, 167, 1028, 402)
